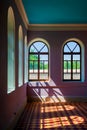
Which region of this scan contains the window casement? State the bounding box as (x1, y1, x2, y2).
(24, 36, 28, 83)
(29, 41, 49, 81)
(18, 25, 23, 86)
(7, 7, 15, 93)
(63, 41, 81, 81)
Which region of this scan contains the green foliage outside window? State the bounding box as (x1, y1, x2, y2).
(29, 54, 48, 70)
(64, 61, 80, 69)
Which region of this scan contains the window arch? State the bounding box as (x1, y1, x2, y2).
(7, 7, 15, 93)
(29, 41, 49, 81)
(18, 25, 23, 86)
(63, 41, 81, 81)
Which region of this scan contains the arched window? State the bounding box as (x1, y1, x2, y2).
(29, 41, 49, 81)
(63, 41, 81, 81)
(24, 36, 28, 83)
(7, 7, 15, 93)
(18, 25, 23, 86)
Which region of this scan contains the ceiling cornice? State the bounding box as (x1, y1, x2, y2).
(14, 0, 29, 29)
(28, 24, 87, 31)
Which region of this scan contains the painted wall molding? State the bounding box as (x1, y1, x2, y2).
(28, 24, 87, 31)
(14, 0, 29, 29)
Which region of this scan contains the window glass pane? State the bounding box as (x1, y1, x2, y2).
(40, 74, 48, 80)
(73, 74, 80, 80)
(33, 42, 45, 52)
(73, 61, 76, 68)
(73, 55, 80, 60)
(29, 54, 38, 73)
(41, 45, 48, 52)
(40, 61, 43, 72)
(73, 61, 76, 73)
(64, 55, 71, 60)
(18, 26, 23, 86)
(39, 61, 48, 72)
(29, 61, 33, 72)
(30, 45, 37, 52)
(7, 7, 15, 93)
(64, 45, 70, 52)
(34, 61, 38, 72)
(68, 69, 71, 73)
(77, 61, 80, 69)
(73, 45, 80, 52)
(67, 42, 77, 51)
(40, 55, 48, 60)
(30, 54, 38, 60)
(8, 34, 15, 93)
(64, 74, 71, 80)
(44, 61, 48, 72)
(40, 55, 48, 73)
(68, 61, 71, 69)
(29, 74, 38, 80)
(24, 36, 28, 83)
(64, 61, 67, 70)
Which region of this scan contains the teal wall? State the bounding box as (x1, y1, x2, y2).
(22, 0, 87, 24)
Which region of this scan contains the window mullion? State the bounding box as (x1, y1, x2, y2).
(38, 54, 40, 80)
(71, 53, 73, 80)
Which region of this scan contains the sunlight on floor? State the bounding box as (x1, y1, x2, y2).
(40, 116, 84, 129)
(41, 105, 75, 113)
(70, 116, 84, 125)
(40, 102, 84, 129)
